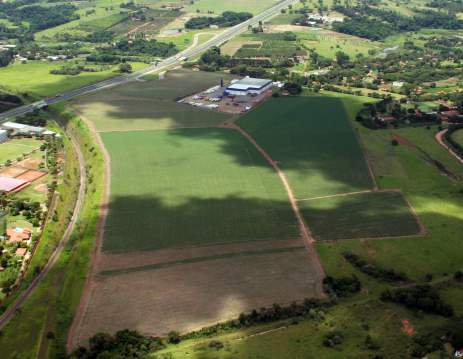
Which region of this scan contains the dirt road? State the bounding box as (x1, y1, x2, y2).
(0, 123, 86, 331)
(435, 128, 463, 164)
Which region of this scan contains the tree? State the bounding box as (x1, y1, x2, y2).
(283, 81, 302, 95)
(119, 63, 132, 73)
(168, 331, 181, 344)
(335, 51, 350, 66)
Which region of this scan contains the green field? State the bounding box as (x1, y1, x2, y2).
(238, 96, 374, 199)
(150, 299, 442, 359)
(36, 0, 128, 40)
(102, 128, 298, 252)
(451, 128, 463, 147)
(300, 191, 421, 240)
(72, 69, 233, 132)
(186, 0, 279, 14)
(140, 93, 463, 359)
(0, 138, 42, 164)
(0, 61, 147, 97)
(297, 30, 382, 59)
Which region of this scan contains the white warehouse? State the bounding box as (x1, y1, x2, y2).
(224, 77, 273, 96)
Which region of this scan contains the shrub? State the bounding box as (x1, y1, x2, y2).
(454, 270, 463, 282)
(323, 331, 344, 347)
(365, 335, 381, 351)
(381, 285, 454, 317)
(167, 331, 181, 344)
(343, 252, 409, 283)
(323, 275, 361, 298)
(208, 340, 224, 349)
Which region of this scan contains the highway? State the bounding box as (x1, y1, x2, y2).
(0, 0, 298, 122)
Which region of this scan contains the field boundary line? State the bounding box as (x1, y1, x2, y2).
(297, 190, 373, 202)
(297, 187, 426, 241)
(96, 124, 229, 133)
(99, 246, 307, 277)
(66, 110, 111, 352)
(222, 119, 325, 295)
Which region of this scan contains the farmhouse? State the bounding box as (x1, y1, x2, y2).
(224, 77, 273, 96)
(0, 176, 28, 193)
(6, 227, 31, 244)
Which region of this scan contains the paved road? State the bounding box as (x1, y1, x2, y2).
(0, 0, 297, 123)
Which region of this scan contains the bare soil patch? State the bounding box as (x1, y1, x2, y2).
(75, 247, 324, 346)
(268, 24, 310, 32)
(0, 166, 27, 178)
(221, 40, 262, 56)
(17, 158, 42, 170)
(16, 169, 47, 182)
(34, 183, 48, 193)
(100, 239, 303, 272)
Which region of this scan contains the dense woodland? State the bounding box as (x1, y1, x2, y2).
(332, 5, 463, 40)
(185, 11, 253, 29)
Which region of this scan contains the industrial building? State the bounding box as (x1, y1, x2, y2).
(224, 77, 273, 96)
(1, 121, 47, 136)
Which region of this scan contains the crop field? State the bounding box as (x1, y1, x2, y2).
(238, 96, 374, 199)
(299, 191, 421, 240)
(101, 128, 298, 253)
(108, 9, 182, 37)
(0, 61, 147, 97)
(73, 70, 326, 346)
(0, 138, 42, 164)
(71, 69, 234, 132)
(77, 239, 322, 343)
(234, 33, 306, 60)
(237, 96, 422, 240)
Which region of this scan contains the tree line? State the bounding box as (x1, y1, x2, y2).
(185, 11, 252, 29)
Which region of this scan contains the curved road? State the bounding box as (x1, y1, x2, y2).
(0, 0, 297, 333)
(0, 0, 297, 123)
(0, 125, 87, 330)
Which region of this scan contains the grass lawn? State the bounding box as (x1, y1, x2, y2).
(72, 69, 234, 132)
(157, 30, 218, 51)
(0, 138, 42, 164)
(237, 96, 374, 199)
(186, 0, 279, 14)
(316, 126, 463, 282)
(0, 61, 148, 97)
(299, 191, 421, 240)
(297, 29, 382, 59)
(150, 299, 448, 359)
(102, 128, 298, 253)
(450, 128, 463, 147)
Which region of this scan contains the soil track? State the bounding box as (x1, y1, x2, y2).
(222, 119, 325, 281)
(66, 111, 111, 352)
(0, 121, 87, 334)
(435, 128, 463, 164)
